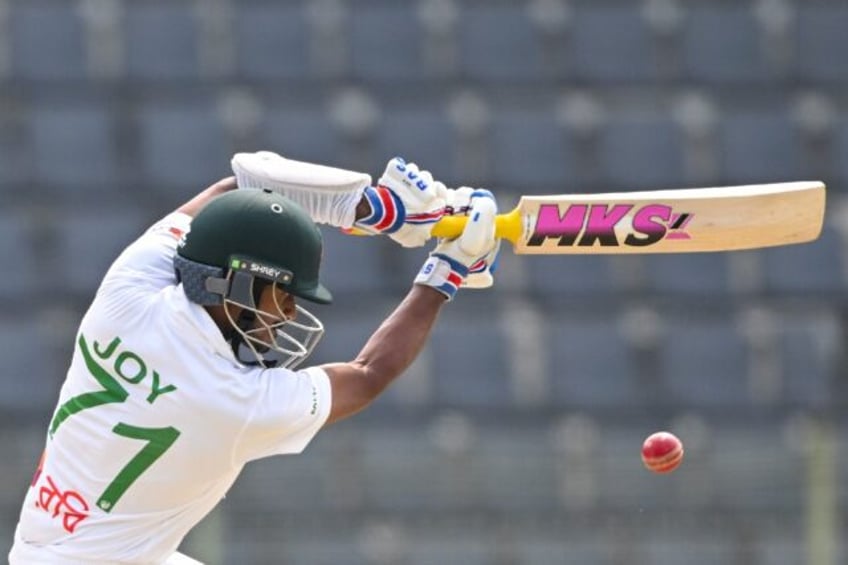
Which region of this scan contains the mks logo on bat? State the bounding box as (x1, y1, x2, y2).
(527, 204, 694, 247)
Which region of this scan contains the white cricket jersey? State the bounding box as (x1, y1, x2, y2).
(9, 212, 332, 564)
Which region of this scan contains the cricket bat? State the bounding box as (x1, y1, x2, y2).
(429, 181, 826, 254)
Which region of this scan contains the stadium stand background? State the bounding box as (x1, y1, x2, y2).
(0, 0, 846, 563)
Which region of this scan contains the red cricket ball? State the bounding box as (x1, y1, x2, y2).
(641, 431, 684, 473)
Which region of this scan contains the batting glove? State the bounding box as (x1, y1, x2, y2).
(445, 187, 501, 289)
(354, 157, 448, 248)
(415, 190, 499, 300)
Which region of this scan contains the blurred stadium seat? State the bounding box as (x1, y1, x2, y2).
(599, 115, 685, 189)
(405, 537, 490, 565)
(429, 305, 513, 409)
(351, 4, 421, 81)
(762, 224, 843, 294)
(376, 109, 457, 183)
(136, 99, 230, 191)
(30, 101, 118, 190)
(490, 109, 575, 190)
(457, 3, 548, 83)
(644, 539, 737, 565)
(358, 426, 455, 510)
(50, 208, 149, 296)
(234, 2, 310, 79)
(10, 1, 86, 80)
(260, 106, 343, 166)
(796, 4, 848, 83)
(317, 226, 392, 296)
(546, 315, 651, 409)
(658, 315, 752, 408)
(682, 5, 774, 83)
(458, 4, 548, 81)
(571, 4, 657, 82)
(833, 119, 848, 187)
(0, 210, 39, 298)
(0, 319, 59, 414)
(720, 111, 800, 184)
(525, 254, 620, 295)
(125, 2, 200, 79)
(474, 425, 558, 510)
(514, 538, 611, 565)
(707, 424, 803, 510)
(644, 253, 733, 295)
(778, 316, 840, 409)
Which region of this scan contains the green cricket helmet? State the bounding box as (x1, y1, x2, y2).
(174, 189, 331, 369)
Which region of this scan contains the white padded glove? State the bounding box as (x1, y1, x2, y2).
(414, 191, 498, 300)
(231, 151, 371, 228)
(353, 157, 448, 248)
(445, 187, 501, 289)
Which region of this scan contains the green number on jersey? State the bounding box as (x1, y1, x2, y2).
(96, 424, 181, 512)
(48, 334, 181, 513)
(49, 335, 129, 436)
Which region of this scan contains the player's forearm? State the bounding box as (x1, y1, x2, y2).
(354, 285, 445, 386)
(177, 177, 238, 218)
(321, 285, 445, 424)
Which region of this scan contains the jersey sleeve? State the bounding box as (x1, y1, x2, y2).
(99, 212, 193, 294)
(234, 366, 332, 462)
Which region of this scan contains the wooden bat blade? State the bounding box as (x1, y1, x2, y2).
(431, 181, 826, 254)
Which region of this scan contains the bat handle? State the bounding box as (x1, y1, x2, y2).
(344, 207, 522, 244)
(431, 207, 522, 244)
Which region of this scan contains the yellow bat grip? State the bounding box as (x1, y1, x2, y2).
(430, 207, 523, 244)
(344, 207, 523, 244)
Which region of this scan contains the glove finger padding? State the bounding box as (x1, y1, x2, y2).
(444, 188, 500, 289)
(453, 195, 497, 260)
(464, 238, 501, 289)
(415, 191, 499, 300)
(354, 157, 448, 248)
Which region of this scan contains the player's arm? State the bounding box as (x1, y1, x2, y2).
(176, 176, 238, 218)
(232, 152, 449, 247)
(320, 192, 498, 425)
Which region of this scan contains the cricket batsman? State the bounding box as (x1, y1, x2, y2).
(9, 152, 499, 564)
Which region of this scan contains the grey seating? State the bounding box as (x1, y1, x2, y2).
(30, 102, 118, 189)
(51, 209, 148, 296)
(406, 537, 490, 565)
(490, 110, 574, 190)
(376, 110, 456, 184)
(429, 307, 513, 408)
(526, 255, 620, 296)
(547, 316, 649, 409)
(10, 1, 86, 80)
(459, 4, 548, 81)
(778, 320, 838, 409)
(125, 2, 200, 79)
(762, 225, 842, 293)
(797, 4, 848, 82)
(645, 253, 733, 295)
(644, 539, 738, 565)
(682, 5, 773, 83)
(357, 427, 449, 510)
(317, 226, 392, 296)
(260, 108, 343, 166)
(720, 112, 799, 183)
(234, 2, 310, 79)
(659, 316, 751, 408)
(599, 117, 685, 190)
(0, 320, 59, 413)
(0, 211, 39, 298)
(571, 4, 656, 82)
(351, 4, 421, 81)
(474, 426, 558, 511)
(137, 100, 230, 191)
